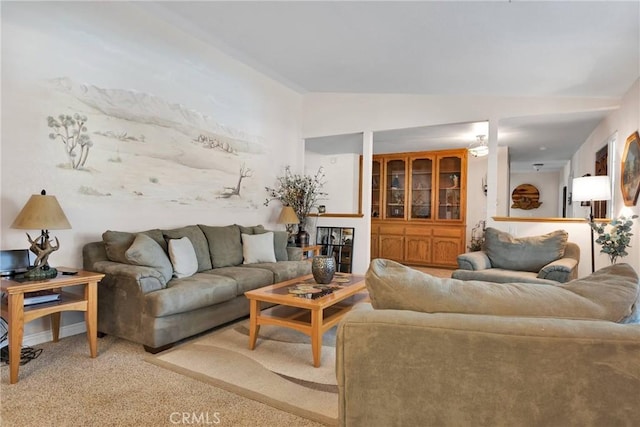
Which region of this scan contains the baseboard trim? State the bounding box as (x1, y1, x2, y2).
(22, 321, 86, 347)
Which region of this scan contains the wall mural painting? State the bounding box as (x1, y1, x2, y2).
(44, 77, 266, 208)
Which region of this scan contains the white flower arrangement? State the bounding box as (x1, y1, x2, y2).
(264, 166, 327, 228)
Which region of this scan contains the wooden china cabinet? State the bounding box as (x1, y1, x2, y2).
(367, 149, 467, 268)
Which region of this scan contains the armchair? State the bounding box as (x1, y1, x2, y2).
(452, 228, 579, 284)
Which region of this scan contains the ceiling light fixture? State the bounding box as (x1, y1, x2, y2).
(533, 163, 544, 172)
(468, 135, 489, 157)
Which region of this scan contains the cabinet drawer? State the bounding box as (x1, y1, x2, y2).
(404, 225, 432, 237)
(379, 225, 405, 235)
(432, 227, 463, 238)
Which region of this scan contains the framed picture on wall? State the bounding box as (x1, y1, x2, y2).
(621, 131, 640, 206)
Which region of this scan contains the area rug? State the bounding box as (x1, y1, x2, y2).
(146, 320, 338, 426)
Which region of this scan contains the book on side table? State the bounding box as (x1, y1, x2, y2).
(23, 290, 61, 306)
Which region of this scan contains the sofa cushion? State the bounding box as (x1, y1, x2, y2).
(243, 261, 312, 282)
(237, 224, 265, 235)
(168, 237, 198, 279)
(451, 268, 559, 285)
(484, 228, 568, 272)
(125, 233, 173, 283)
(199, 224, 243, 268)
(366, 258, 639, 322)
(102, 229, 166, 264)
(163, 225, 212, 272)
(205, 267, 274, 294)
(242, 232, 277, 264)
(145, 273, 237, 317)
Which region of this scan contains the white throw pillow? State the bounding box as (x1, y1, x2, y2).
(168, 237, 198, 278)
(242, 232, 277, 264)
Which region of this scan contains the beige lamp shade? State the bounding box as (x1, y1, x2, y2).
(277, 206, 299, 224)
(11, 191, 71, 230)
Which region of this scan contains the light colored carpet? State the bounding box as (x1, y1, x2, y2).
(147, 320, 339, 426)
(0, 331, 324, 427)
(1, 265, 452, 426)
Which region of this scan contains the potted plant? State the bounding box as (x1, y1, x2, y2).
(265, 166, 326, 245)
(588, 214, 638, 264)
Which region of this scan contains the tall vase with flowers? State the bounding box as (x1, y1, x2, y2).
(588, 214, 638, 264)
(265, 166, 326, 245)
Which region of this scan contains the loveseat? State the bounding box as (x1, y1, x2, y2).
(336, 259, 640, 427)
(83, 224, 311, 352)
(452, 227, 580, 284)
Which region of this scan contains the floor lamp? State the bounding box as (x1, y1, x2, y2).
(571, 176, 611, 273)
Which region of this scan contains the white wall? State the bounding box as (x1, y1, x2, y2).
(1, 3, 304, 337)
(304, 152, 360, 214)
(570, 79, 640, 272)
(509, 171, 561, 218)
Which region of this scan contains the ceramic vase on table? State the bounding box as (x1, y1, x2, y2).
(312, 255, 336, 284)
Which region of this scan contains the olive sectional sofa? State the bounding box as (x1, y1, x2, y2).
(337, 259, 640, 426)
(83, 224, 310, 352)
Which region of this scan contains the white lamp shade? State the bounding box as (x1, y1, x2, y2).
(572, 176, 611, 202)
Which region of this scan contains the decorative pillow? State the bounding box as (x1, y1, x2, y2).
(253, 228, 289, 261)
(242, 232, 277, 264)
(199, 224, 243, 268)
(366, 258, 639, 322)
(163, 225, 212, 271)
(125, 233, 173, 283)
(102, 229, 165, 263)
(168, 237, 198, 279)
(484, 228, 568, 272)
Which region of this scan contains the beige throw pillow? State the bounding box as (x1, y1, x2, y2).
(168, 237, 198, 279)
(242, 232, 277, 264)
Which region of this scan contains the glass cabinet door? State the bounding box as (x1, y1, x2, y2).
(371, 159, 382, 218)
(437, 155, 462, 220)
(385, 158, 406, 219)
(410, 157, 433, 219)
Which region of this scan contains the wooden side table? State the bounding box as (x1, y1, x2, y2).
(0, 269, 104, 384)
(300, 244, 322, 260)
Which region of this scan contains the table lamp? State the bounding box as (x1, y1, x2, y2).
(11, 190, 71, 278)
(277, 206, 299, 245)
(571, 175, 611, 272)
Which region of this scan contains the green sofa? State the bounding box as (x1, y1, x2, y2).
(83, 224, 310, 352)
(337, 259, 640, 427)
(452, 228, 580, 284)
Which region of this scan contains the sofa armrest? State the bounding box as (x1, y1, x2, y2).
(286, 246, 303, 261)
(91, 260, 167, 293)
(337, 308, 640, 427)
(537, 257, 578, 283)
(456, 251, 491, 271)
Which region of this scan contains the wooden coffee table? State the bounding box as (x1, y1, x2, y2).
(244, 273, 367, 367)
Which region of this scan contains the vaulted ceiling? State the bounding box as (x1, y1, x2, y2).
(145, 1, 640, 166)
